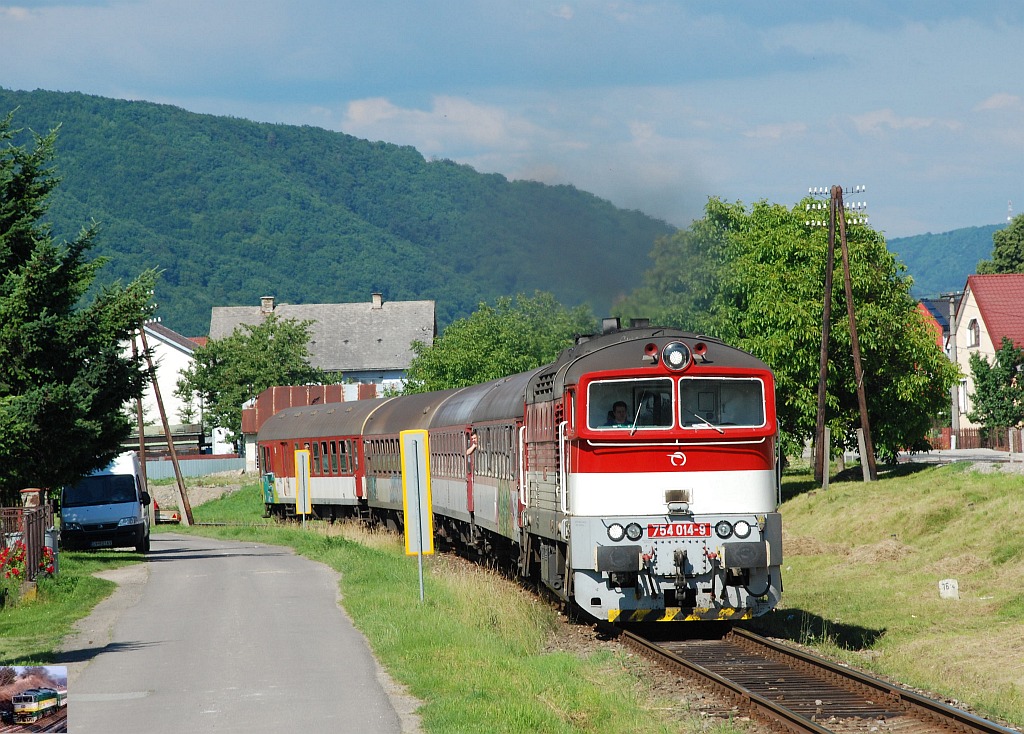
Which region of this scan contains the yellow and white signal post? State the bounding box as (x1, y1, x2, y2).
(295, 449, 311, 528)
(400, 430, 434, 601)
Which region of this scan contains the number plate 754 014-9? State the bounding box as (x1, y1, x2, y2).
(647, 523, 711, 538)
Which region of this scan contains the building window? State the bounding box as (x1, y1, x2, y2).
(967, 319, 980, 348)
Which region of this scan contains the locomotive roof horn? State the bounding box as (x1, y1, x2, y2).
(642, 342, 659, 363)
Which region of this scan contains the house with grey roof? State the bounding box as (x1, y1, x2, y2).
(209, 293, 435, 389)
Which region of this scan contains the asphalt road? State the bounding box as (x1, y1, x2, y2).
(57, 533, 421, 734)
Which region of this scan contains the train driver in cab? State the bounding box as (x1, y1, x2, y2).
(605, 401, 630, 427)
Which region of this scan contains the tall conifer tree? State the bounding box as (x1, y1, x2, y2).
(0, 113, 156, 502)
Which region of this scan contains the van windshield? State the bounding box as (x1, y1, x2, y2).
(62, 475, 137, 507)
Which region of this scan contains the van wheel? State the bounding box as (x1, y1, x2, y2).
(136, 533, 150, 554)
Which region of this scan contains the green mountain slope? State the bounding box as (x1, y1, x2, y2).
(1, 87, 675, 336)
(888, 224, 1003, 297)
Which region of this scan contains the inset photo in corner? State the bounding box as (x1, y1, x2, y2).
(0, 665, 68, 731)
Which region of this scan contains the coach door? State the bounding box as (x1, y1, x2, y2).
(465, 428, 476, 514)
(279, 442, 296, 499)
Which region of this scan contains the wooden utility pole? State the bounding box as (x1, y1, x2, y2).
(835, 188, 877, 481)
(809, 185, 876, 484)
(137, 323, 194, 525)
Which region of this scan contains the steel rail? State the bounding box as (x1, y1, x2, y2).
(621, 629, 834, 734)
(730, 628, 1019, 734)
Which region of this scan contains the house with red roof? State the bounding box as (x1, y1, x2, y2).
(951, 274, 1024, 429)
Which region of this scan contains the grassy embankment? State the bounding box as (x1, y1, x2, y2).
(3, 462, 1022, 730)
(749, 460, 1024, 726)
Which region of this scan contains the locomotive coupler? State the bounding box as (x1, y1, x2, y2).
(673, 548, 688, 598)
(705, 549, 726, 601)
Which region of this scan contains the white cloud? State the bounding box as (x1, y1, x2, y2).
(743, 122, 808, 141)
(342, 96, 546, 155)
(975, 93, 1024, 112)
(851, 109, 959, 135)
(0, 7, 33, 21)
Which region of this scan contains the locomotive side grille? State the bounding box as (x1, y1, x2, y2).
(531, 371, 556, 400)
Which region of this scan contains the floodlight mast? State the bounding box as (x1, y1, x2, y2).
(807, 185, 877, 484)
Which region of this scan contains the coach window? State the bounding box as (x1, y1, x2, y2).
(311, 441, 321, 474)
(339, 441, 349, 473)
(327, 441, 337, 474)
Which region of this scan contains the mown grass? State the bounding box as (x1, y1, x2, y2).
(748, 460, 1024, 726)
(0, 550, 144, 664)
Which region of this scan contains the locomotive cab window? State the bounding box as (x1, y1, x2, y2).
(587, 378, 674, 430)
(679, 378, 765, 428)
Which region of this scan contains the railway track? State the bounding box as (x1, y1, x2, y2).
(622, 626, 1020, 734)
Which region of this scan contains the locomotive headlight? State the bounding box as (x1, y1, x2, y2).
(607, 523, 626, 542)
(625, 522, 644, 541)
(714, 520, 733, 539)
(662, 342, 692, 371)
(733, 520, 752, 539)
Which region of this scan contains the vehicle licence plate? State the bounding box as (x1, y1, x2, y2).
(648, 523, 711, 538)
(90, 540, 113, 548)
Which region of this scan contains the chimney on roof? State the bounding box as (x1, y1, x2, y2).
(261, 296, 275, 315)
(371, 292, 383, 310)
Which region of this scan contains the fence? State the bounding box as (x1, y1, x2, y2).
(1, 506, 54, 583)
(144, 455, 245, 481)
(931, 427, 1024, 452)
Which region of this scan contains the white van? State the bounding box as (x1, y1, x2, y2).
(60, 452, 151, 553)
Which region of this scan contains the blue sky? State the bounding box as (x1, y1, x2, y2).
(2, 1, 1023, 238)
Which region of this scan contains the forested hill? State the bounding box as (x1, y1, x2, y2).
(888, 224, 1002, 297)
(1, 87, 676, 336)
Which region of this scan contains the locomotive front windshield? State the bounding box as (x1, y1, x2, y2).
(588, 376, 766, 430)
(588, 378, 674, 430)
(680, 377, 765, 429)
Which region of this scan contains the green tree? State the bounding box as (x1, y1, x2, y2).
(0, 113, 157, 503)
(977, 214, 1024, 274)
(617, 197, 959, 461)
(177, 314, 329, 442)
(404, 292, 596, 392)
(967, 337, 1024, 429)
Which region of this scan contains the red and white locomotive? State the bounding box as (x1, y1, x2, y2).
(258, 324, 782, 624)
